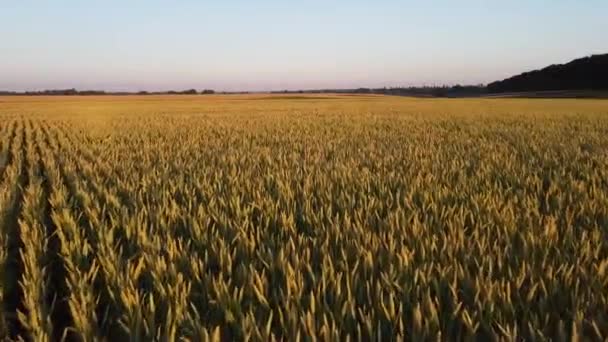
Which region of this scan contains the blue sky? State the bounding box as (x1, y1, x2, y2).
(1, 1, 606, 91)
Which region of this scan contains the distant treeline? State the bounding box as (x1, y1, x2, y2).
(0, 88, 217, 96)
(3, 54, 607, 97)
(3, 86, 488, 98)
(487, 54, 608, 93)
(272, 85, 488, 97)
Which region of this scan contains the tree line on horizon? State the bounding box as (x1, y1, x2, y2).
(272, 85, 487, 97)
(1, 53, 606, 97)
(0, 88, 217, 96)
(1, 86, 488, 97)
(487, 54, 608, 93)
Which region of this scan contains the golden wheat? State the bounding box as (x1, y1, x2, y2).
(0, 95, 606, 340)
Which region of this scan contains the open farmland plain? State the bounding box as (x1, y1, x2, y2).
(0, 95, 607, 340)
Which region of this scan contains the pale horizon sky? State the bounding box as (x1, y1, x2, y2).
(1, 1, 607, 92)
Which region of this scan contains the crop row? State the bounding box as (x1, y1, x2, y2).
(0, 109, 606, 340)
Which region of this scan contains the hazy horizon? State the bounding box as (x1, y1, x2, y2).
(2, 1, 607, 92)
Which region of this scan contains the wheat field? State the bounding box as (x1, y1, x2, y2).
(0, 95, 607, 340)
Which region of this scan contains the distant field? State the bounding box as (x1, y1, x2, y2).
(0, 95, 607, 340)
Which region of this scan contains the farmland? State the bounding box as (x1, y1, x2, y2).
(0, 94, 607, 340)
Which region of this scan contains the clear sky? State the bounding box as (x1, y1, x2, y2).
(1, 1, 607, 92)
